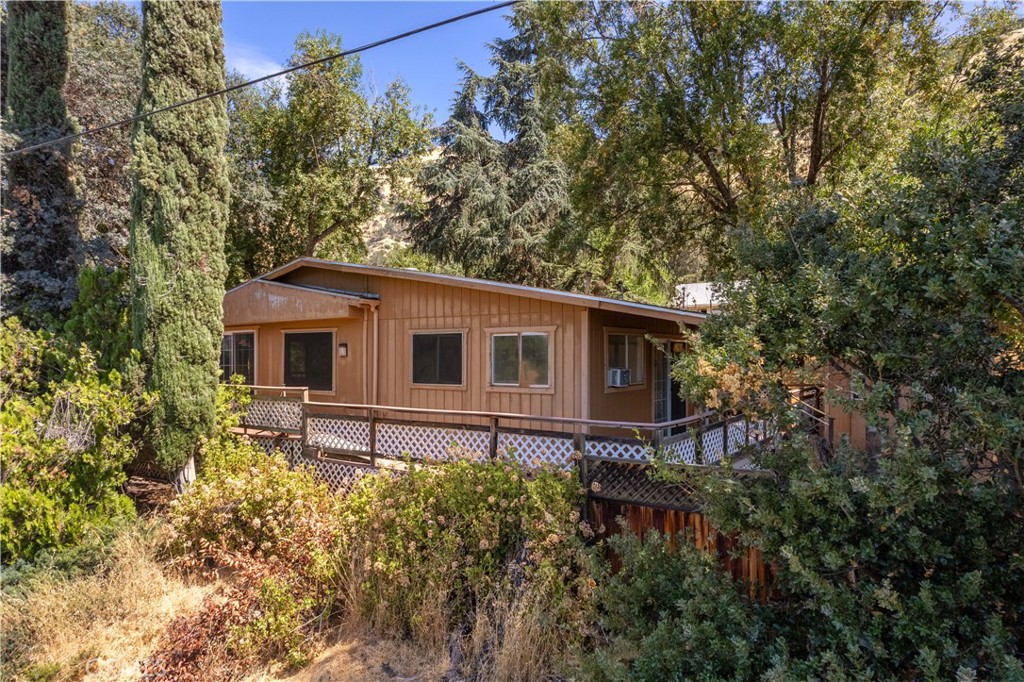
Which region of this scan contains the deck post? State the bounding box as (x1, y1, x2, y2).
(578, 437, 591, 523)
(489, 417, 499, 461)
(720, 419, 729, 462)
(369, 409, 377, 468)
(300, 401, 309, 454)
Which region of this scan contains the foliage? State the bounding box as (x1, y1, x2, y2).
(129, 1, 230, 477)
(406, 15, 573, 288)
(168, 435, 335, 565)
(583, 528, 766, 682)
(660, 25, 1024, 680)
(524, 1, 992, 283)
(66, 0, 142, 265)
(1, 0, 81, 325)
(62, 265, 133, 373)
(224, 31, 432, 286)
(164, 422, 339, 674)
(0, 318, 152, 563)
(338, 456, 597, 667)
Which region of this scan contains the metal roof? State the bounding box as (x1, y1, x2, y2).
(247, 257, 706, 325)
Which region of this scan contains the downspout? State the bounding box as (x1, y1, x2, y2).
(371, 303, 379, 405)
(362, 306, 369, 403)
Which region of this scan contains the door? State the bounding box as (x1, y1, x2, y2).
(653, 343, 687, 436)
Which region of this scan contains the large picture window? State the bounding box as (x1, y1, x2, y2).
(284, 331, 333, 391)
(491, 332, 550, 388)
(220, 332, 255, 384)
(412, 332, 464, 386)
(607, 332, 645, 385)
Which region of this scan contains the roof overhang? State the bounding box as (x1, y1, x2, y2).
(223, 279, 375, 326)
(257, 258, 705, 327)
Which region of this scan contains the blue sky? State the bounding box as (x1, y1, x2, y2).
(221, 1, 514, 122)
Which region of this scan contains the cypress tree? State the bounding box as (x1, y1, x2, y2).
(2, 1, 81, 325)
(129, 1, 229, 487)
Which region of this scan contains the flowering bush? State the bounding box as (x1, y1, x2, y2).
(168, 435, 335, 567)
(161, 432, 341, 674)
(338, 456, 597, 671)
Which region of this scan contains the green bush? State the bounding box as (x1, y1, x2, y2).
(338, 457, 597, 659)
(0, 318, 152, 563)
(584, 528, 767, 682)
(168, 434, 335, 564)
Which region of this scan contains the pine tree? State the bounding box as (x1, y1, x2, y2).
(407, 19, 571, 287)
(2, 1, 81, 326)
(129, 1, 229, 487)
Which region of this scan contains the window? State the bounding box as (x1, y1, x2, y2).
(220, 332, 255, 384)
(607, 332, 645, 385)
(284, 331, 333, 391)
(491, 332, 550, 388)
(412, 332, 464, 385)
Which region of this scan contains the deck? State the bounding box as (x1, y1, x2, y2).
(232, 386, 774, 506)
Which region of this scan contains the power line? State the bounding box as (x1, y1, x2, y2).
(3, 0, 519, 160)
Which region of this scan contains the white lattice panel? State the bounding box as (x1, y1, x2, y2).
(585, 438, 649, 461)
(700, 427, 725, 463)
(249, 435, 302, 463)
(727, 420, 750, 454)
(497, 432, 576, 468)
(306, 416, 370, 453)
(661, 434, 697, 464)
(245, 399, 302, 431)
(277, 437, 303, 463)
(376, 422, 489, 461)
(300, 457, 375, 494)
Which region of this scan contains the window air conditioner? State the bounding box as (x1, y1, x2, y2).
(607, 367, 631, 388)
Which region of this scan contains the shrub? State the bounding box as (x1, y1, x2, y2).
(162, 428, 340, 674)
(0, 317, 153, 563)
(338, 456, 597, 676)
(583, 527, 768, 682)
(167, 434, 335, 566)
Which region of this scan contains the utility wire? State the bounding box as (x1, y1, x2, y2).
(3, 0, 519, 160)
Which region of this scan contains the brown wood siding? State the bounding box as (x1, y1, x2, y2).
(227, 265, 701, 426)
(587, 310, 692, 424)
(225, 316, 367, 404)
(261, 269, 589, 424)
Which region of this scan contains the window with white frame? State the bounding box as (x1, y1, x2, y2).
(490, 331, 550, 388)
(607, 332, 645, 385)
(283, 331, 333, 391)
(220, 332, 255, 384)
(412, 332, 464, 386)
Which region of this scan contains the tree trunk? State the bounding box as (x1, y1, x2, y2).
(171, 453, 197, 494)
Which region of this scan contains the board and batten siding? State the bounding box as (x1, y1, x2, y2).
(224, 316, 368, 404)
(587, 309, 693, 424)
(276, 268, 589, 423)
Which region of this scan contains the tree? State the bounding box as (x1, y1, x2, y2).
(224, 31, 431, 287)
(527, 1, 955, 281)
(129, 0, 230, 488)
(66, 0, 142, 266)
(660, 26, 1024, 678)
(1, 0, 81, 326)
(406, 18, 574, 288)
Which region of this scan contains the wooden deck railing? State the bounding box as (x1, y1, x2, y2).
(237, 386, 773, 474)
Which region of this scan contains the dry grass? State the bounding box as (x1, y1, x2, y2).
(0, 523, 215, 682)
(463, 584, 565, 682)
(244, 628, 449, 682)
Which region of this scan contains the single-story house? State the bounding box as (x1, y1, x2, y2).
(221, 258, 704, 428)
